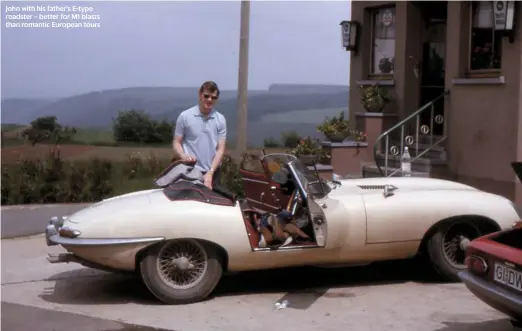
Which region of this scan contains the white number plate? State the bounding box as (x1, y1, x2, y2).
(493, 263, 522, 293)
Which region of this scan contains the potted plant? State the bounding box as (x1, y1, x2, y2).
(378, 57, 394, 74)
(353, 129, 367, 142)
(290, 136, 329, 166)
(360, 84, 390, 113)
(316, 111, 354, 142)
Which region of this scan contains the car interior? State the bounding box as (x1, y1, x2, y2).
(239, 163, 319, 250)
(155, 157, 319, 250)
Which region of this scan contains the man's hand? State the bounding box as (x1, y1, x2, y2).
(181, 154, 196, 163)
(203, 172, 213, 190)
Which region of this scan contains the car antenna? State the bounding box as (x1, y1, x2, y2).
(311, 160, 326, 194)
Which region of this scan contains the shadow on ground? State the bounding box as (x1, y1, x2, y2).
(433, 319, 518, 331)
(40, 257, 441, 306)
(1, 302, 176, 331)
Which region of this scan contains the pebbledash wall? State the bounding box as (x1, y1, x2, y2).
(348, 1, 522, 204)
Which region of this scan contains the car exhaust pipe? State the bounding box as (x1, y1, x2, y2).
(47, 253, 78, 264)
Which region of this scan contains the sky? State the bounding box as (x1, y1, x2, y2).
(1, 0, 351, 99)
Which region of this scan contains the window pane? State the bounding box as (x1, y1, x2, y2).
(472, 1, 493, 28)
(372, 7, 396, 74)
(470, 2, 501, 70)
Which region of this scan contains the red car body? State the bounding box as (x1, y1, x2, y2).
(459, 162, 522, 322)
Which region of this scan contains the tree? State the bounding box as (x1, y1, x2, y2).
(22, 116, 77, 146)
(112, 109, 174, 144)
(280, 130, 301, 148)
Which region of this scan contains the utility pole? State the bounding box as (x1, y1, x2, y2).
(235, 0, 250, 161)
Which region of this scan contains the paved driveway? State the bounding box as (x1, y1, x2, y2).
(1, 235, 516, 331)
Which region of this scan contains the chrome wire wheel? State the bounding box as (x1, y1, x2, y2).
(156, 240, 208, 290)
(442, 222, 481, 269)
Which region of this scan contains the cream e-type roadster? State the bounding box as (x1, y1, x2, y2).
(45, 153, 521, 304)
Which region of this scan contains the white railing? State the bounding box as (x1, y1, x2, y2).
(373, 90, 450, 177)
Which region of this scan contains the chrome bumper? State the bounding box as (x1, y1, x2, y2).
(45, 216, 65, 246)
(45, 215, 165, 247)
(459, 270, 522, 320)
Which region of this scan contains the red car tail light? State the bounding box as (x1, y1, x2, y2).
(59, 227, 81, 238)
(465, 255, 488, 274)
(512, 221, 522, 229)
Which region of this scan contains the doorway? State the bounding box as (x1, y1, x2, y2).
(419, 2, 447, 136)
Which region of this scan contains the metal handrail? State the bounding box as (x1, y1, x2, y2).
(372, 89, 450, 177)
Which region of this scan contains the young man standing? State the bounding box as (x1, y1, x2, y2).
(173, 81, 227, 190)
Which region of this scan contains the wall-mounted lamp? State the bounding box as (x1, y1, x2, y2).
(340, 20, 360, 55)
(493, 1, 517, 43)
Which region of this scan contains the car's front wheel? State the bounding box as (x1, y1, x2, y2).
(140, 239, 223, 304)
(426, 220, 483, 282)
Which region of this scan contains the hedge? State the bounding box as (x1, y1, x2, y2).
(1, 149, 243, 205)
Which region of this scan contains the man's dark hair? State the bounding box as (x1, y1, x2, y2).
(199, 81, 220, 97)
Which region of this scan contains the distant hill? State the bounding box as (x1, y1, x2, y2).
(1, 84, 350, 146)
(267, 84, 349, 95)
(0, 98, 58, 124)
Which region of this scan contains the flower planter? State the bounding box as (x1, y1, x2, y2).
(299, 154, 317, 166)
(363, 103, 385, 113)
(325, 132, 351, 142)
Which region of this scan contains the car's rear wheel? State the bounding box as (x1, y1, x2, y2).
(426, 220, 483, 282)
(140, 239, 223, 304)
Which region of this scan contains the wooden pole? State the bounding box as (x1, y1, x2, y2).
(235, 0, 250, 162)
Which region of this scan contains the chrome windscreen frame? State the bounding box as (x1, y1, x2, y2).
(287, 161, 308, 201)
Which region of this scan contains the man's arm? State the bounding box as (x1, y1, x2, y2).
(208, 117, 227, 173)
(172, 114, 186, 158)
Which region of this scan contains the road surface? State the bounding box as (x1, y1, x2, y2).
(1, 234, 517, 331)
(1, 204, 90, 239)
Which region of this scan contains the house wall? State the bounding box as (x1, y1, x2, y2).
(444, 1, 522, 201)
(349, 1, 522, 203)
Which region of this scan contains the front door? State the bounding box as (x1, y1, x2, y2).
(420, 14, 446, 136)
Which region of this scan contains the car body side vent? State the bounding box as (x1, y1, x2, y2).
(357, 185, 397, 190)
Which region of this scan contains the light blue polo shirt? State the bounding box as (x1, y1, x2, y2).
(174, 105, 227, 172)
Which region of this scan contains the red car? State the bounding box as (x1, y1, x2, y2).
(459, 162, 522, 322)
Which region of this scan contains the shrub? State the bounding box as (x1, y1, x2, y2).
(1, 149, 244, 204)
(1, 149, 115, 204)
(263, 137, 281, 148)
(112, 110, 174, 144)
(280, 130, 300, 148)
(219, 155, 243, 197)
(21, 116, 77, 146)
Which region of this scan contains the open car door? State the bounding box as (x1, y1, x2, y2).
(239, 153, 291, 213)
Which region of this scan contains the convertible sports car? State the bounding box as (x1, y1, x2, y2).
(458, 162, 522, 322)
(45, 153, 521, 304)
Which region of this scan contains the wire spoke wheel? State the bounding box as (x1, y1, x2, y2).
(156, 240, 208, 290)
(442, 222, 481, 269)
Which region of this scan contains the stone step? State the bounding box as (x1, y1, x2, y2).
(379, 141, 447, 159)
(383, 131, 444, 145)
(362, 164, 430, 178)
(375, 153, 447, 173)
(333, 172, 363, 180)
